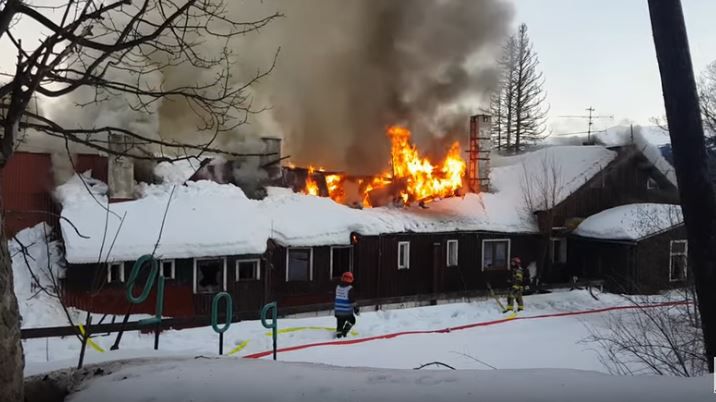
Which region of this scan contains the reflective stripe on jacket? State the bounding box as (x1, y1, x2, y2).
(335, 285, 353, 316)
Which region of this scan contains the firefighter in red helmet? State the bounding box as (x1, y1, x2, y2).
(335, 271, 358, 338)
(504, 257, 526, 313)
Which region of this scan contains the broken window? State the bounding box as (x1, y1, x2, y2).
(287, 248, 312, 281)
(331, 246, 353, 278)
(398, 241, 410, 269)
(107, 262, 124, 283)
(669, 240, 687, 282)
(482, 239, 510, 270)
(194, 258, 225, 294)
(160, 260, 175, 279)
(236, 259, 260, 281)
(446, 240, 459, 267)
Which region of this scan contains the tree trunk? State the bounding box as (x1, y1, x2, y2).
(0, 178, 25, 400)
(649, 0, 716, 373)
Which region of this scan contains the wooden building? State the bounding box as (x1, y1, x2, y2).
(52, 143, 684, 317)
(568, 203, 686, 294)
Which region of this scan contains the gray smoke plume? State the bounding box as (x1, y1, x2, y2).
(235, 0, 514, 173)
(34, 0, 512, 182)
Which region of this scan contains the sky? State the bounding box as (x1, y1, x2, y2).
(0, 1, 714, 137)
(511, 0, 716, 135)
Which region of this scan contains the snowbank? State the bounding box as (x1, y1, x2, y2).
(10, 223, 71, 328)
(59, 145, 616, 263)
(573, 203, 683, 241)
(64, 357, 711, 402)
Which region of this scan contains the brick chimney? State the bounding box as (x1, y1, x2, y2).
(107, 134, 135, 201)
(468, 114, 492, 192)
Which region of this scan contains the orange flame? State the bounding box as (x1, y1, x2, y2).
(384, 125, 466, 204)
(304, 166, 320, 196)
(300, 125, 466, 207)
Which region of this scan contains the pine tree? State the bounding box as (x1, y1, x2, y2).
(490, 24, 548, 153)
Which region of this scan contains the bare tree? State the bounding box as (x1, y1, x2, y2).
(698, 61, 716, 136)
(521, 152, 562, 283)
(586, 292, 706, 377)
(490, 23, 548, 154)
(0, 1, 280, 398)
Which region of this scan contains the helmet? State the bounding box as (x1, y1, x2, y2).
(510, 257, 521, 266)
(341, 271, 354, 284)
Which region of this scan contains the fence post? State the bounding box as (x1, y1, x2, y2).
(260, 302, 278, 360)
(211, 292, 233, 355)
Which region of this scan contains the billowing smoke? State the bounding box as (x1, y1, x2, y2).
(234, 0, 513, 173)
(31, 0, 512, 183)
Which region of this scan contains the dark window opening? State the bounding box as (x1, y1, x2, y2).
(160, 260, 175, 279)
(483, 240, 509, 270)
(447, 240, 458, 267)
(398, 241, 410, 269)
(107, 262, 124, 283)
(331, 247, 353, 278)
(195, 258, 224, 293)
(550, 238, 567, 264)
(669, 240, 687, 282)
(287, 249, 312, 282)
(237, 260, 260, 281)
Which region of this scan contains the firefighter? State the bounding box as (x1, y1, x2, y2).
(335, 271, 359, 338)
(504, 257, 526, 313)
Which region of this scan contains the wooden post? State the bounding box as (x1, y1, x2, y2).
(649, 0, 716, 372)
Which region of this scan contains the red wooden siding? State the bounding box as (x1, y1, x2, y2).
(1, 152, 107, 236)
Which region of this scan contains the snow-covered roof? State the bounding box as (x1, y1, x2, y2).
(59, 145, 617, 263)
(596, 126, 677, 187)
(572, 203, 683, 241)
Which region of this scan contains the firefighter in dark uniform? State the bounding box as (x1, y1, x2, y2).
(335, 272, 359, 338)
(504, 257, 526, 313)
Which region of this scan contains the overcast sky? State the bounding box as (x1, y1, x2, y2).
(512, 0, 716, 134)
(1, 1, 714, 136)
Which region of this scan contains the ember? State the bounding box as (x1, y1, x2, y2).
(301, 125, 467, 207)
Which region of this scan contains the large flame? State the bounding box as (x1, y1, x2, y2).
(301, 125, 466, 207)
(386, 126, 466, 203)
(304, 166, 320, 196)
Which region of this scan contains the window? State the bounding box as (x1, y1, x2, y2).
(286, 248, 313, 282)
(193, 258, 226, 294)
(236, 259, 260, 281)
(550, 238, 567, 264)
(107, 262, 124, 283)
(159, 260, 175, 279)
(669, 240, 688, 282)
(482, 239, 510, 270)
(446, 240, 459, 267)
(398, 241, 410, 269)
(330, 246, 353, 278)
(647, 177, 658, 190)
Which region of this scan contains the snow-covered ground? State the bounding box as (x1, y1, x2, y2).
(21, 290, 672, 375)
(64, 357, 711, 402)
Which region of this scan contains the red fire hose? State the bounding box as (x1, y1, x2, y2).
(244, 300, 689, 359)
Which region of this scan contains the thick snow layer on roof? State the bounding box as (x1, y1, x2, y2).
(491, 146, 617, 210)
(595, 126, 677, 187)
(573, 203, 683, 241)
(60, 145, 616, 263)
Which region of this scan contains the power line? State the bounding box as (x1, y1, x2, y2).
(557, 106, 614, 143)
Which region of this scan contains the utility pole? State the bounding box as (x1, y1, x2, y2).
(649, 0, 716, 373)
(558, 106, 613, 144)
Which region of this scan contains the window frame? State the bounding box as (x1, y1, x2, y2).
(647, 177, 658, 190)
(235, 258, 261, 282)
(159, 259, 176, 280)
(669, 240, 688, 282)
(329, 246, 353, 279)
(550, 237, 568, 264)
(106, 262, 125, 283)
(285, 247, 314, 282)
(398, 241, 410, 270)
(192, 257, 227, 294)
(481, 238, 511, 271)
(446, 239, 459, 267)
